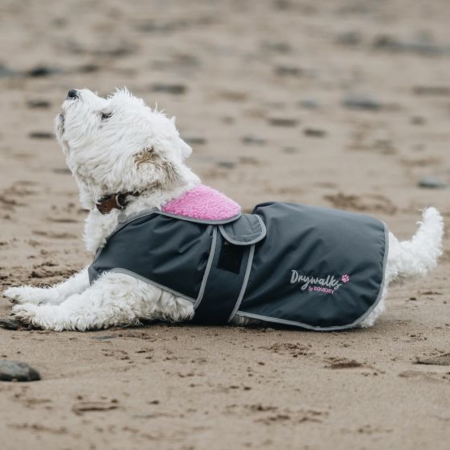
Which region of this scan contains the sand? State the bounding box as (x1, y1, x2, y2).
(0, 0, 449, 449)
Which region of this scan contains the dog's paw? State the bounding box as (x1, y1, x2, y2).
(12, 303, 66, 331)
(12, 303, 40, 325)
(4, 286, 50, 305)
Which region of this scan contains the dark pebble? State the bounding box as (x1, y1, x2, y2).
(268, 117, 298, 127)
(373, 35, 450, 56)
(52, 167, 71, 174)
(216, 161, 236, 169)
(304, 128, 326, 138)
(418, 176, 447, 189)
(151, 83, 187, 95)
(27, 99, 51, 109)
(0, 318, 21, 330)
(0, 360, 40, 382)
(242, 135, 266, 146)
(29, 132, 54, 140)
(26, 66, 63, 77)
(342, 94, 381, 111)
(183, 137, 207, 145)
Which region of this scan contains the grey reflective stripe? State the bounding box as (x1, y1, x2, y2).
(227, 244, 256, 322)
(194, 227, 218, 308)
(94, 217, 219, 306)
(156, 210, 242, 225)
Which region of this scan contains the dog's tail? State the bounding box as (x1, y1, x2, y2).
(388, 207, 444, 283)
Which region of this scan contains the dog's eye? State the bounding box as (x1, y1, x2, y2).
(101, 112, 112, 120)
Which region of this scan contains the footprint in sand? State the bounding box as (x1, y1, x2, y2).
(262, 342, 312, 357)
(324, 192, 397, 215)
(325, 357, 380, 374)
(398, 370, 450, 383)
(72, 399, 119, 415)
(415, 353, 450, 366)
(32, 230, 77, 239)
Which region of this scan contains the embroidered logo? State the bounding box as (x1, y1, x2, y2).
(290, 270, 351, 295)
(341, 274, 350, 283)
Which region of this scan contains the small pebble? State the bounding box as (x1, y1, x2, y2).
(52, 167, 72, 174)
(27, 99, 51, 109)
(0, 360, 40, 382)
(418, 176, 447, 189)
(0, 318, 21, 330)
(342, 94, 381, 111)
(304, 128, 326, 138)
(216, 161, 236, 169)
(151, 83, 186, 95)
(242, 135, 266, 146)
(268, 117, 298, 127)
(29, 132, 54, 140)
(26, 66, 63, 77)
(183, 137, 207, 145)
(373, 35, 450, 56)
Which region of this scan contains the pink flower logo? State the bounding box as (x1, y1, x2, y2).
(341, 274, 350, 283)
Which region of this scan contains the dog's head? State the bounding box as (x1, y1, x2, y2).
(54, 88, 195, 209)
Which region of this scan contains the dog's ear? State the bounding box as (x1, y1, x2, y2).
(179, 138, 192, 161)
(134, 147, 183, 189)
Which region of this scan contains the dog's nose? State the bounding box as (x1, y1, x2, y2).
(67, 89, 78, 99)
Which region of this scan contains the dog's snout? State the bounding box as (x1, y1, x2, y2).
(67, 89, 78, 100)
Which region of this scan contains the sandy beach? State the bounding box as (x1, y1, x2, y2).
(0, 0, 449, 449)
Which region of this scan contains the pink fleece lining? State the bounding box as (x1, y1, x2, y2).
(162, 185, 241, 221)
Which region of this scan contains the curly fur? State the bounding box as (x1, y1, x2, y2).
(4, 88, 445, 331)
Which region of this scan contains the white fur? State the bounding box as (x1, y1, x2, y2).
(4, 89, 444, 331)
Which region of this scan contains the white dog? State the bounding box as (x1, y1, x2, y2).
(4, 89, 444, 331)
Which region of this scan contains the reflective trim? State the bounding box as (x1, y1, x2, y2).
(156, 210, 242, 225)
(227, 244, 255, 322)
(194, 227, 217, 308)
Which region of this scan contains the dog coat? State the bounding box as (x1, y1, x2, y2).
(88, 189, 389, 331)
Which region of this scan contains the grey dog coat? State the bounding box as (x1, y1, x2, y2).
(88, 202, 388, 330)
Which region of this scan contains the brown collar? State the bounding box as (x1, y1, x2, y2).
(96, 192, 139, 215)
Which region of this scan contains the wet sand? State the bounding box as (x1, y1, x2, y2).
(0, 1, 449, 449)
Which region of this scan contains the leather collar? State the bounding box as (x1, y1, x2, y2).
(96, 192, 139, 215)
